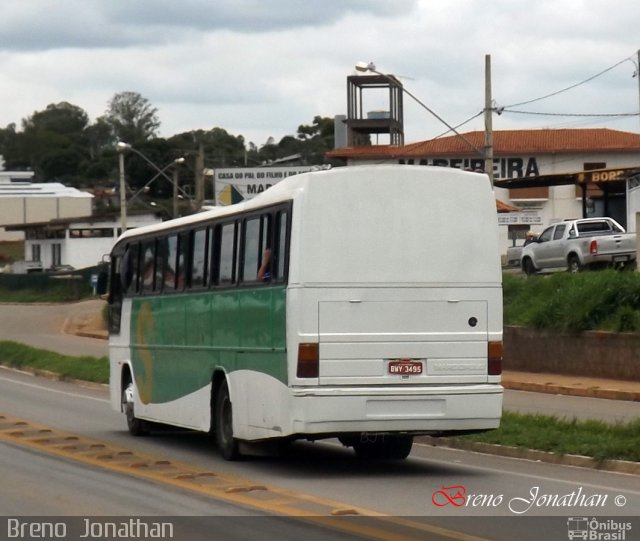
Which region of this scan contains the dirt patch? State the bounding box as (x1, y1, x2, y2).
(64, 301, 108, 340)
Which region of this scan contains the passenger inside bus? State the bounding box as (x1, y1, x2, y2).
(257, 248, 271, 282)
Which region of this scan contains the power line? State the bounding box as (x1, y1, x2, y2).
(503, 56, 632, 108)
(432, 110, 484, 139)
(502, 109, 639, 118)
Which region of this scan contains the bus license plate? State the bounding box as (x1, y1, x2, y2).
(388, 359, 423, 375)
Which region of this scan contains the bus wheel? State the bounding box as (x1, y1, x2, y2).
(352, 435, 413, 460)
(122, 379, 147, 436)
(214, 381, 240, 460)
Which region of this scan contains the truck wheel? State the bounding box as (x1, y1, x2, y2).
(214, 380, 240, 460)
(522, 258, 537, 276)
(568, 255, 582, 273)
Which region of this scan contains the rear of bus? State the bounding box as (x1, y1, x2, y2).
(285, 165, 503, 455)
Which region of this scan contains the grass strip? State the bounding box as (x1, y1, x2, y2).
(0, 340, 108, 384)
(458, 411, 640, 462)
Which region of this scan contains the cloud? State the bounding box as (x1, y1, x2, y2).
(0, 0, 415, 50)
(0, 0, 638, 146)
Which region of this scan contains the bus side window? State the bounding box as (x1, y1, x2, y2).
(209, 225, 219, 285)
(275, 209, 289, 282)
(120, 247, 131, 293)
(242, 217, 261, 282)
(141, 240, 155, 293)
(218, 222, 237, 285)
(176, 232, 189, 290)
(163, 235, 179, 290)
(191, 228, 208, 289)
(121, 243, 140, 295)
(243, 213, 273, 284)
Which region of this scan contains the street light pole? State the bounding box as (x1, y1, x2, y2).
(173, 166, 179, 219)
(127, 158, 185, 208)
(636, 49, 640, 134)
(117, 141, 188, 222)
(116, 144, 128, 232)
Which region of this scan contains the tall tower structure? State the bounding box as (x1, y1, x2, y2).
(346, 73, 404, 146)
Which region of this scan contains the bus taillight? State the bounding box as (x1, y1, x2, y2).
(297, 343, 319, 378)
(488, 341, 503, 375)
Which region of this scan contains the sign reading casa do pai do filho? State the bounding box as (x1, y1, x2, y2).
(213, 166, 316, 206)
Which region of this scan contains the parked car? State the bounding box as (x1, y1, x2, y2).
(520, 217, 636, 275)
(48, 264, 75, 274)
(505, 232, 536, 267)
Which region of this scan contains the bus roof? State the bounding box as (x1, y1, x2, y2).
(113, 165, 490, 249)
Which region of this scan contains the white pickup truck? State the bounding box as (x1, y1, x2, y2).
(520, 217, 637, 275)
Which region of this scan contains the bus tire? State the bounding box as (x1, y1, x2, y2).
(352, 435, 413, 460)
(214, 381, 240, 460)
(122, 378, 147, 436)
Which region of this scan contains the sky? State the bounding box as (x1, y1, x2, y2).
(1, 0, 639, 148)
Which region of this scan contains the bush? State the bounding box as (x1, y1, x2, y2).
(503, 270, 640, 333)
(0, 265, 105, 302)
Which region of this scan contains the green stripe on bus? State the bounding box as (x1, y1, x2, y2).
(130, 286, 287, 404)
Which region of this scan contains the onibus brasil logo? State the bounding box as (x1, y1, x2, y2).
(567, 518, 632, 540)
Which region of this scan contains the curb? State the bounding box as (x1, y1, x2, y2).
(0, 364, 108, 391)
(416, 436, 640, 476)
(73, 330, 108, 340)
(502, 380, 640, 402)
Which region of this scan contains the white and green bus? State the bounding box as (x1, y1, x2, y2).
(105, 165, 503, 460)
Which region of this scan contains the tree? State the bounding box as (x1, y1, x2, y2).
(84, 116, 114, 159)
(0, 123, 28, 170)
(168, 127, 247, 168)
(22, 102, 89, 141)
(105, 91, 160, 145)
(9, 102, 92, 182)
(295, 116, 335, 165)
(297, 116, 334, 142)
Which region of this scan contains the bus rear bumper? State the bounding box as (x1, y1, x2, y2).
(288, 384, 503, 436)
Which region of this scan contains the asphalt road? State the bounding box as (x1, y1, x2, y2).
(1, 368, 639, 541)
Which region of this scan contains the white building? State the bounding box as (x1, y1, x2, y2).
(327, 128, 640, 255)
(6, 213, 162, 272)
(0, 172, 93, 241)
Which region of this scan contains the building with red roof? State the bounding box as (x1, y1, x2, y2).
(328, 128, 640, 261)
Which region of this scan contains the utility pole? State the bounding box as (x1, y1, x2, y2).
(172, 166, 179, 219)
(484, 54, 494, 186)
(636, 49, 640, 134)
(118, 152, 127, 232)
